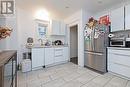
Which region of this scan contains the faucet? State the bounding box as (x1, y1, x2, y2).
(38, 39, 44, 46)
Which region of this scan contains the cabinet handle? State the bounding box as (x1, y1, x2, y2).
(55, 49, 63, 51)
(114, 62, 130, 68)
(55, 55, 63, 57)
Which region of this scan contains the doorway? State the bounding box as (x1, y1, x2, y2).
(70, 25, 78, 65)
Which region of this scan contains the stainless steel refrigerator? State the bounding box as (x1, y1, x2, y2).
(84, 24, 109, 73)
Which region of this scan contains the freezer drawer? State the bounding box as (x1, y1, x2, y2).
(84, 51, 107, 72)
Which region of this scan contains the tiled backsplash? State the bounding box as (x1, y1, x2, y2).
(110, 30, 130, 38)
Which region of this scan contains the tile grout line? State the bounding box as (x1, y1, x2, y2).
(80, 74, 101, 87)
(102, 76, 115, 87)
(125, 80, 129, 87)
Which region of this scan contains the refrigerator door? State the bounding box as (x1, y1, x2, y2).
(93, 34, 106, 53)
(84, 51, 107, 72)
(93, 25, 109, 53)
(84, 29, 94, 51)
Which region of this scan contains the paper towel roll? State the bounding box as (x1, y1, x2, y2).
(108, 34, 115, 38)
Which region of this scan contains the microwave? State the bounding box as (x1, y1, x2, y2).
(110, 37, 126, 47)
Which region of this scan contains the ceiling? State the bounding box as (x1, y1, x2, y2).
(16, 0, 128, 19)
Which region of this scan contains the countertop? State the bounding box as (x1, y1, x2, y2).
(28, 45, 68, 48)
(0, 50, 17, 66)
(107, 47, 130, 50)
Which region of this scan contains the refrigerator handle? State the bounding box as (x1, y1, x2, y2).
(84, 51, 103, 56)
(91, 30, 95, 51)
(93, 38, 95, 51)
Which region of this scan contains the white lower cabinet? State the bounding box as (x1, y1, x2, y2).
(63, 47, 69, 61)
(54, 48, 64, 63)
(54, 47, 69, 63)
(32, 48, 45, 69)
(45, 48, 54, 66)
(32, 47, 69, 70)
(108, 48, 130, 78)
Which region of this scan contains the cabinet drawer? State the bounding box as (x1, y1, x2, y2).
(108, 53, 130, 67)
(108, 62, 130, 78)
(108, 49, 130, 56)
(55, 49, 63, 56)
(55, 56, 63, 63)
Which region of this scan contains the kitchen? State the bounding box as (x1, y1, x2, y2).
(0, 0, 130, 87)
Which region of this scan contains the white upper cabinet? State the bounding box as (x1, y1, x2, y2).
(60, 22, 66, 35)
(125, 4, 130, 30)
(110, 6, 124, 32)
(51, 20, 60, 35)
(50, 20, 66, 35)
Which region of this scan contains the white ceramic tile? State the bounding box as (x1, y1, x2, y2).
(26, 71, 39, 82)
(38, 76, 52, 84)
(43, 78, 65, 87)
(126, 81, 130, 87)
(87, 70, 101, 77)
(104, 83, 118, 87)
(50, 70, 68, 80)
(75, 73, 95, 84)
(17, 63, 129, 87)
(26, 74, 38, 82)
(17, 72, 27, 83)
(38, 69, 56, 78)
(103, 73, 115, 79)
(63, 72, 81, 82)
(18, 83, 27, 87)
(81, 81, 103, 87)
(61, 80, 83, 87)
(104, 77, 128, 87)
(27, 80, 41, 87)
(92, 75, 111, 86)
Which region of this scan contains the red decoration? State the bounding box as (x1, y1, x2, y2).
(99, 15, 110, 25)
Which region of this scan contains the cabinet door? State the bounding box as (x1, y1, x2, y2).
(32, 48, 44, 69)
(125, 4, 130, 30)
(110, 6, 124, 32)
(60, 22, 66, 35)
(63, 47, 69, 61)
(45, 48, 54, 66)
(51, 20, 60, 35)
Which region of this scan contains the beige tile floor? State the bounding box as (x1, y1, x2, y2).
(18, 62, 130, 87)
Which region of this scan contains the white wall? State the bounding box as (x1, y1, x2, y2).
(16, 7, 66, 63)
(70, 25, 78, 58)
(0, 18, 7, 50)
(0, 6, 66, 63)
(0, 17, 18, 50)
(64, 9, 92, 67)
(5, 17, 18, 50)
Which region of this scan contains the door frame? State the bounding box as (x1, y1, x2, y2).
(67, 20, 79, 64)
(69, 25, 78, 64)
